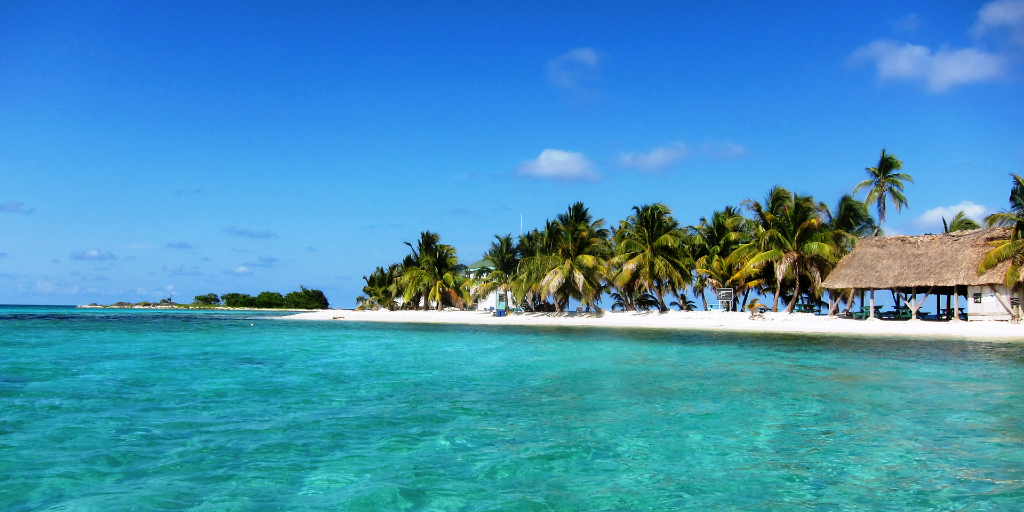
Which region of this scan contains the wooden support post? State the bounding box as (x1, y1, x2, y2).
(869, 290, 876, 320)
(953, 285, 961, 322)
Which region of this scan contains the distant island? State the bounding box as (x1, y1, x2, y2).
(80, 286, 329, 310)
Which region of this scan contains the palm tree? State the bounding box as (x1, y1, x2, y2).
(609, 203, 692, 311)
(357, 264, 400, 310)
(943, 211, 981, 233)
(524, 202, 611, 311)
(689, 206, 748, 310)
(745, 298, 766, 319)
(742, 188, 839, 312)
(979, 174, 1024, 285)
(853, 149, 913, 235)
(610, 290, 660, 311)
(399, 231, 471, 310)
(472, 234, 520, 311)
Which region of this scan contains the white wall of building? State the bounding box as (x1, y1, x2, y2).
(967, 284, 1018, 321)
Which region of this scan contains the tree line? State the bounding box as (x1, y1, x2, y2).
(194, 286, 329, 309)
(358, 151, 1024, 313)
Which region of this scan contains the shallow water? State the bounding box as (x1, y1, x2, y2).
(2, 306, 1023, 510)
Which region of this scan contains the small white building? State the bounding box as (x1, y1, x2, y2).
(467, 258, 516, 311)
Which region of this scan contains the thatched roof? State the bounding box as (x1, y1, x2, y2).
(822, 227, 1013, 290)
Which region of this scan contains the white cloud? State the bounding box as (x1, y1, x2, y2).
(547, 47, 601, 93)
(916, 201, 989, 227)
(972, 0, 1024, 42)
(851, 40, 1005, 92)
(0, 201, 35, 214)
(620, 143, 690, 171)
(852, 2, 1024, 92)
(619, 140, 748, 172)
(516, 149, 597, 180)
(71, 249, 115, 261)
(228, 266, 252, 276)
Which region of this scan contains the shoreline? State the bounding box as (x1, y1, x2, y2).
(284, 309, 1024, 341)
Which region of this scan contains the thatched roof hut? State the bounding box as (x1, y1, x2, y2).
(822, 227, 1012, 290)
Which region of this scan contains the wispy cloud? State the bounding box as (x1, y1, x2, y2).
(851, 1, 1021, 92)
(224, 227, 278, 239)
(71, 249, 115, 261)
(0, 253, 7, 258)
(0, 201, 35, 214)
(620, 143, 690, 171)
(850, 41, 1004, 92)
(916, 201, 988, 227)
(166, 242, 192, 249)
(225, 266, 253, 276)
(517, 149, 597, 180)
(972, 0, 1024, 43)
(619, 140, 748, 172)
(547, 47, 602, 97)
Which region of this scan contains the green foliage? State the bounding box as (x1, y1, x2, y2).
(284, 286, 329, 309)
(221, 293, 253, 308)
(220, 287, 328, 309)
(980, 174, 1024, 285)
(943, 211, 981, 233)
(853, 149, 913, 234)
(193, 293, 221, 305)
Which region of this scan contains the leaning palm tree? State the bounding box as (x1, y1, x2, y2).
(472, 234, 520, 311)
(943, 211, 981, 233)
(979, 174, 1024, 285)
(609, 203, 692, 311)
(854, 149, 913, 235)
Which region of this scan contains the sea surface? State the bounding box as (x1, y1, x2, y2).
(2, 305, 1024, 511)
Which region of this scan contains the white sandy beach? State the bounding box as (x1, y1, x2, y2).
(285, 309, 1024, 341)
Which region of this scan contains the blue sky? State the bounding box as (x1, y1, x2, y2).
(2, 1, 1023, 307)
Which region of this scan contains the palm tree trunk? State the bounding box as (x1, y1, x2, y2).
(771, 281, 782, 312)
(786, 272, 800, 313)
(699, 289, 708, 311)
(655, 283, 668, 312)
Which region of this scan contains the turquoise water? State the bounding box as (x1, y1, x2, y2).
(2, 307, 1024, 510)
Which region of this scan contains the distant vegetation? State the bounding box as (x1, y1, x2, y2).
(194, 287, 329, 309)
